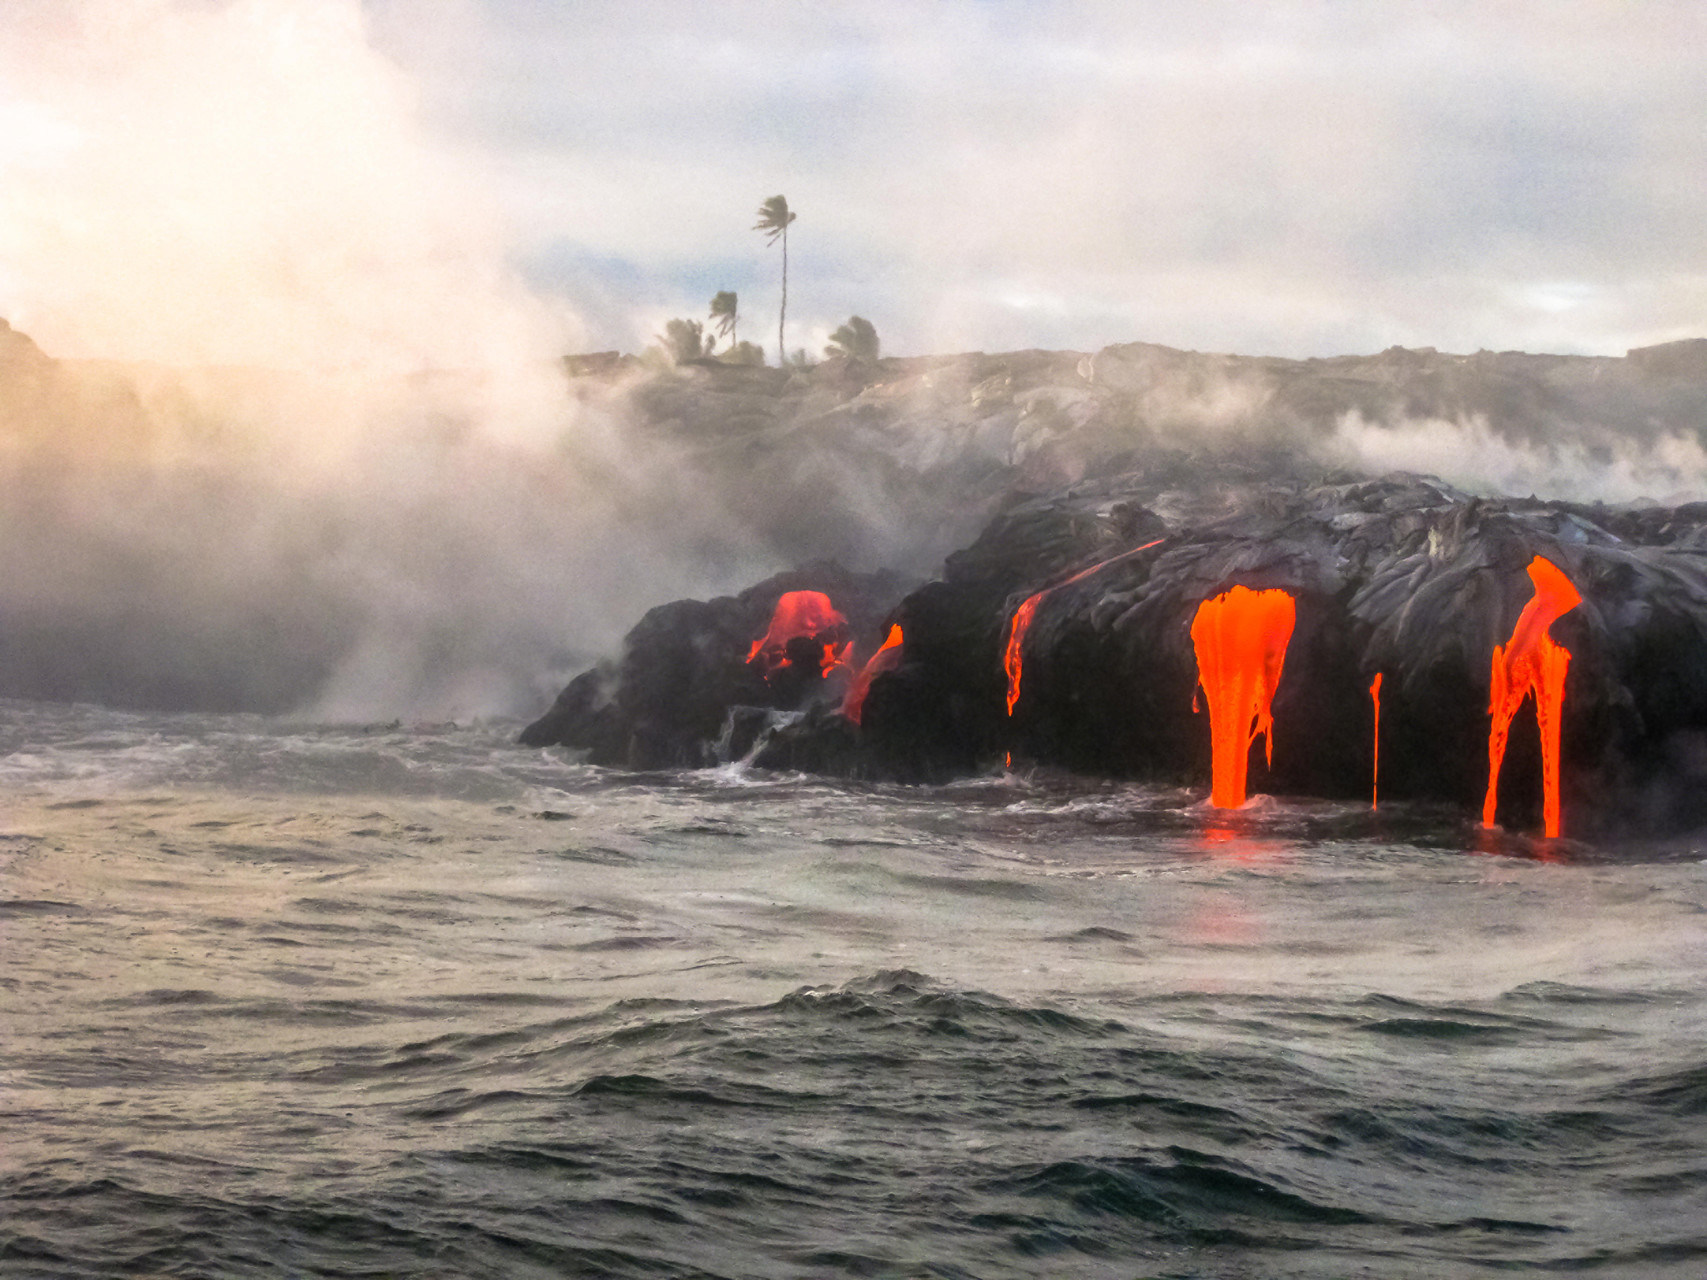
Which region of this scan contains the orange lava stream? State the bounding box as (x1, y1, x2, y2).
(1003, 593, 1044, 715)
(746, 591, 850, 680)
(842, 625, 904, 726)
(1369, 671, 1383, 810)
(1483, 556, 1582, 838)
(821, 641, 857, 681)
(1003, 539, 1164, 716)
(1190, 586, 1297, 809)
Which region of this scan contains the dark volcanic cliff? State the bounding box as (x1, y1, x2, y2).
(524, 469, 1707, 837)
(530, 339, 1707, 836)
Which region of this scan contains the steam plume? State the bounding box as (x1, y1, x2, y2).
(0, 0, 774, 719)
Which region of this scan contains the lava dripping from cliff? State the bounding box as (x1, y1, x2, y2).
(524, 469, 1707, 838)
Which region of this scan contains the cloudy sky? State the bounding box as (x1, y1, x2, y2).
(3, 0, 1705, 364)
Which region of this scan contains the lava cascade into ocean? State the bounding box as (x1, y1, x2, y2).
(522, 467, 1707, 841)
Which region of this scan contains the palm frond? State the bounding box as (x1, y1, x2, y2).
(753, 195, 797, 244)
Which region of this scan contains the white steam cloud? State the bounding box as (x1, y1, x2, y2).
(0, 0, 776, 721)
(0, 0, 567, 371)
(1333, 414, 1707, 508)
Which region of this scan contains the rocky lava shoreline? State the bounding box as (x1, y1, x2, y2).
(523, 466, 1707, 840)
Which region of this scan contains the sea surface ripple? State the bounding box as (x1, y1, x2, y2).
(2, 700, 1706, 1278)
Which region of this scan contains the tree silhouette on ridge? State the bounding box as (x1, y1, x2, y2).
(752, 195, 797, 366)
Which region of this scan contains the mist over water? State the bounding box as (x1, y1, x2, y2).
(0, 348, 812, 718)
(0, 0, 794, 719)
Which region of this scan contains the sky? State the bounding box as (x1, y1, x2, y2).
(2, 0, 1705, 365)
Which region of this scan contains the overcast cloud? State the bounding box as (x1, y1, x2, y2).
(3, 0, 1704, 364)
(361, 0, 1707, 361)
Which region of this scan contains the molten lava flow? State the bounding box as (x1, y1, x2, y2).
(1483, 556, 1582, 839)
(822, 640, 857, 680)
(1369, 671, 1383, 810)
(841, 625, 904, 726)
(1003, 539, 1164, 716)
(746, 591, 850, 681)
(1190, 586, 1297, 809)
(1003, 593, 1044, 715)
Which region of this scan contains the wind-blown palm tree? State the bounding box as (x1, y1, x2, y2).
(752, 195, 797, 366)
(709, 291, 737, 351)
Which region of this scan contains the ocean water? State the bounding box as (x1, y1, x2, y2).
(3, 698, 1706, 1279)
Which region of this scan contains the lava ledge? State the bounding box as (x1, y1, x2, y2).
(523, 471, 1707, 835)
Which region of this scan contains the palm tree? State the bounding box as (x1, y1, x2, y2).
(752, 195, 797, 365)
(709, 291, 737, 351)
(825, 316, 879, 362)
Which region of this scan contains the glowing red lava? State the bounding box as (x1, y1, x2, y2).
(1003, 594, 1043, 715)
(1190, 586, 1297, 809)
(746, 591, 852, 681)
(1369, 671, 1383, 810)
(1484, 555, 1581, 839)
(1003, 539, 1164, 716)
(841, 624, 904, 726)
